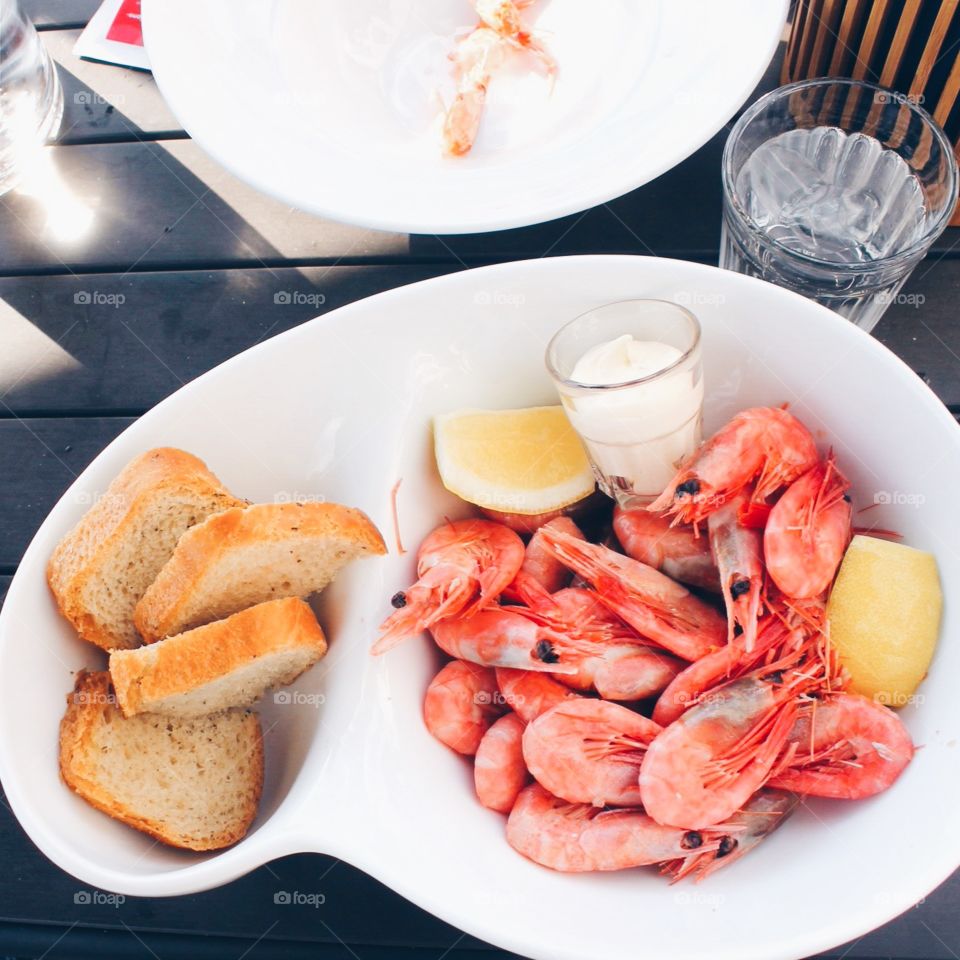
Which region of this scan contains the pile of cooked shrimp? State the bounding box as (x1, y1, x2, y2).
(372, 407, 915, 881)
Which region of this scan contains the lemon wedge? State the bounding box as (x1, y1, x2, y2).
(434, 406, 595, 516)
(827, 535, 942, 706)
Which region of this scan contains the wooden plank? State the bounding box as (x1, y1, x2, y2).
(873, 258, 960, 409)
(879, 0, 923, 87)
(806, 0, 843, 78)
(910, 0, 960, 97)
(851, 0, 893, 80)
(827, 0, 870, 78)
(794, 0, 826, 80)
(0, 417, 131, 569)
(0, 925, 506, 960)
(782, 0, 811, 82)
(4, 125, 957, 274)
(43, 29, 182, 142)
(24, 0, 98, 28)
(0, 135, 725, 272)
(0, 140, 407, 272)
(934, 49, 960, 125)
(0, 265, 462, 415)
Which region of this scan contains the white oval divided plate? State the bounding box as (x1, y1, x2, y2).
(140, 0, 786, 234)
(1, 257, 959, 960)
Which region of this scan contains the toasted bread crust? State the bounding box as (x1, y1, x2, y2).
(59, 671, 263, 850)
(47, 448, 245, 651)
(134, 501, 386, 642)
(110, 597, 327, 716)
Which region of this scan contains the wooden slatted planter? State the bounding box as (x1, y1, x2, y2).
(784, 0, 960, 223)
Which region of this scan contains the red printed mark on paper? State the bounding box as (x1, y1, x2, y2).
(106, 0, 143, 47)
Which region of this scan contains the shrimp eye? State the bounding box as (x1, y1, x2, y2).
(681, 831, 703, 849)
(675, 478, 700, 499)
(717, 836, 738, 858)
(534, 639, 560, 664)
(390, 591, 408, 609)
(762, 669, 784, 684)
(730, 579, 751, 599)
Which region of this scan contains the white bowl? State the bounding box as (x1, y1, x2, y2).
(1, 257, 957, 960)
(141, 0, 787, 234)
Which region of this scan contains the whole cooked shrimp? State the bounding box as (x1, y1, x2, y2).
(613, 506, 720, 593)
(764, 455, 852, 599)
(651, 618, 797, 727)
(423, 660, 505, 755)
(475, 712, 529, 812)
(769, 693, 913, 799)
(430, 606, 578, 673)
(522, 699, 661, 806)
(506, 783, 718, 872)
(510, 582, 685, 700)
(663, 788, 799, 882)
(648, 407, 818, 524)
(538, 525, 727, 661)
(375, 519, 524, 654)
(495, 667, 580, 722)
(708, 490, 765, 650)
(640, 671, 812, 829)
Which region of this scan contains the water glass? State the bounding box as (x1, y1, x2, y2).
(0, 1, 63, 196)
(545, 300, 704, 506)
(720, 78, 958, 332)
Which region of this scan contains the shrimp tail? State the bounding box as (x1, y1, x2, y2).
(443, 85, 488, 157)
(505, 569, 556, 611)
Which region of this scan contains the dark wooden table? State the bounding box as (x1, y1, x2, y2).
(2, 3, 959, 958)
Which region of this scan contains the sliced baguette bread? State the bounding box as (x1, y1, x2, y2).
(59, 671, 262, 851)
(134, 501, 386, 643)
(48, 448, 245, 651)
(110, 597, 327, 718)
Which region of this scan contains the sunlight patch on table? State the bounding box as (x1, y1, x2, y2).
(0, 299, 82, 400)
(15, 149, 94, 243)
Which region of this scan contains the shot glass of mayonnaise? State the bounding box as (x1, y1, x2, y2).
(545, 299, 704, 505)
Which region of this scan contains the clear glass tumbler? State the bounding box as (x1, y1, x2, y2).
(545, 300, 704, 506)
(720, 78, 958, 333)
(0, 1, 63, 196)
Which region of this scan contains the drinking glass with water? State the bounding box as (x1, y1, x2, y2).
(720, 78, 958, 333)
(0, 1, 63, 196)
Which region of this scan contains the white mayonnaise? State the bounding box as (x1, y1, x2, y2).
(564, 334, 703, 499)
